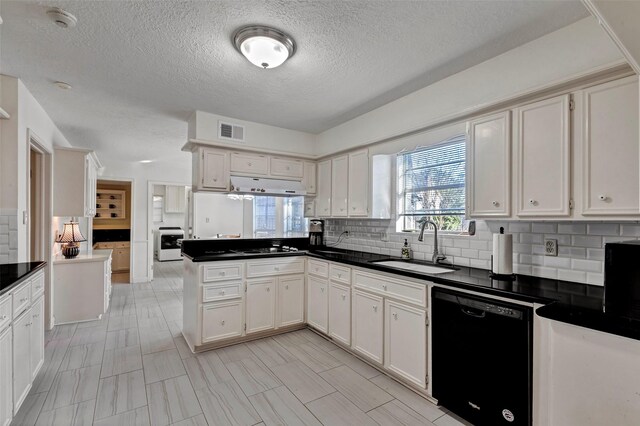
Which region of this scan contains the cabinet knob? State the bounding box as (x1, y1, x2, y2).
(220, 290, 225, 295)
(382, 284, 387, 290)
(26, 322, 32, 327)
(20, 298, 28, 302)
(221, 320, 225, 326)
(266, 287, 270, 292)
(393, 312, 398, 320)
(492, 201, 499, 207)
(320, 287, 325, 293)
(341, 294, 346, 300)
(529, 199, 536, 205)
(0, 315, 6, 320)
(219, 271, 226, 276)
(352, 207, 356, 210)
(599, 195, 607, 201)
(275, 266, 280, 271)
(248, 162, 252, 166)
(285, 285, 289, 290)
(286, 166, 290, 170)
(372, 305, 378, 312)
(213, 178, 217, 182)
(33, 314, 39, 318)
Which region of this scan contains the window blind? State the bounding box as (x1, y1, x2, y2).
(398, 134, 466, 218)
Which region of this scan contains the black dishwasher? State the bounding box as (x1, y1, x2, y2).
(432, 288, 532, 426)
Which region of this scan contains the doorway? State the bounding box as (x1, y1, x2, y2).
(28, 131, 53, 329)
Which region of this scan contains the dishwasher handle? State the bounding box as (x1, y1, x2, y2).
(461, 307, 486, 318)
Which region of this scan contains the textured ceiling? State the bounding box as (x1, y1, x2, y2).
(0, 1, 588, 164)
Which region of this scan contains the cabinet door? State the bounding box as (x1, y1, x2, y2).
(230, 152, 269, 176)
(581, 77, 639, 215)
(467, 111, 511, 217)
(384, 299, 427, 388)
(304, 199, 316, 218)
(112, 250, 122, 272)
(515, 95, 570, 216)
(13, 309, 31, 412)
(351, 290, 383, 364)
(331, 155, 349, 217)
(306, 276, 328, 333)
(270, 157, 303, 179)
(277, 275, 304, 328)
(0, 327, 12, 426)
(316, 160, 332, 217)
(165, 186, 186, 213)
(30, 296, 44, 380)
(84, 156, 97, 217)
(201, 300, 243, 343)
(303, 161, 317, 195)
(246, 278, 276, 334)
(348, 150, 368, 217)
(202, 149, 229, 190)
(329, 282, 351, 346)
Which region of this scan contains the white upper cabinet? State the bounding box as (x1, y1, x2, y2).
(230, 152, 269, 176)
(270, 157, 303, 179)
(316, 160, 332, 217)
(348, 149, 369, 216)
(302, 161, 317, 195)
(515, 94, 571, 217)
(53, 148, 99, 217)
(579, 76, 639, 216)
(165, 185, 186, 213)
(467, 111, 511, 218)
(331, 155, 349, 217)
(197, 147, 229, 191)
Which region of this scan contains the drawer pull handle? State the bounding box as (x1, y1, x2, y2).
(221, 320, 225, 326)
(26, 322, 32, 327)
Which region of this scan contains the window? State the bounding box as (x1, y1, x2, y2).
(397, 134, 466, 232)
(253, 196, 308, 238)
(152, 196, 164, 223)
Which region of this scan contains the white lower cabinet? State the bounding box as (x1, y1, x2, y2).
(329, 282, 351, 346)
(277, 275, 305, 328)
(201, 300, 243, 343)
(0, 327, 12, 426)
(351, 289, 383, 364)
(384, 299, 427, 388)
(307, 276, 329, 333)
(246, 278, 276, 334)
(30, 296, 44, 381)
(12, 308, 31, 413)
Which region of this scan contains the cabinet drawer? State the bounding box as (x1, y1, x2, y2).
(270, 157, 303, 178)
(0, 295, 11, 331)
(329, 264, 351, 285)
(246, 257, 304, 277)
(12, 284, 31, 318)
(94, 242, 115, 249)
(115, 242, 130, 248)
(230, 152, 269, 175)
(308, 259, 329, 278)
(201, 300, 243, 343)
(202, 282, 242, 302)
(202, 263, 244, 282)
(31, 272, 45, 300)
(353, 271, 426, 307)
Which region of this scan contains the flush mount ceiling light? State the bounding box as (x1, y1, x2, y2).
(54, 81, 72, 90)
(233, 25, 295, 69)
(47, 7, 77, 28)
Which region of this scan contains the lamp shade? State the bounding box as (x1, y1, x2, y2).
(55, 221, 86, 243)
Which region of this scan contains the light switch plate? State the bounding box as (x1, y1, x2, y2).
(544, 239, 558, 256)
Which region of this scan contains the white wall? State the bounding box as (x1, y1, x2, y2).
(315, 17, 624, 156)
(192, 192, 250, 239)
(188, 110, 316, 157)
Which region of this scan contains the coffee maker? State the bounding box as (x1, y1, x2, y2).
(309, 219, 324, 248)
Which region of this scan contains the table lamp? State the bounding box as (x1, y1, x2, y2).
(55, 219, 86, 258)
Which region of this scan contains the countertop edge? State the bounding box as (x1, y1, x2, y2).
(53, 249, 113, 264)
(0, 261, 47, 297)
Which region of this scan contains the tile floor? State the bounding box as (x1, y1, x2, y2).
(12, 261, 471, 426)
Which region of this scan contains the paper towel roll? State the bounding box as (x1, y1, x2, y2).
(492, 232, 513, 275)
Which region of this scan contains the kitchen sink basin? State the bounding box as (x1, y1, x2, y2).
(371, 260, 456, 275)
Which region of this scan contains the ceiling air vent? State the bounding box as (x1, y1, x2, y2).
(218, 121, 245, 142)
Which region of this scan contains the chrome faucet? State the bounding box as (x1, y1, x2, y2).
(417, 218, 447, 264)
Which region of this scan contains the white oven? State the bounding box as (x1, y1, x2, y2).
(154, 227, 184, 261)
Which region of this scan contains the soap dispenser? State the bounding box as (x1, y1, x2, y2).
(401, 239, 412, 260)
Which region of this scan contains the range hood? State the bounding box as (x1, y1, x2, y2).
(230, 176, 307, 196)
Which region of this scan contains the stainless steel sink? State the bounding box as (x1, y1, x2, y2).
(371, 260, 455, 275)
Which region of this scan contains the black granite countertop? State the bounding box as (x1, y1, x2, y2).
(0, 261, 47, 297)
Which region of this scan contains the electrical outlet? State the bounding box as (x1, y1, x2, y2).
(344, 231, 349, 239)
(544, 239, 558, 256)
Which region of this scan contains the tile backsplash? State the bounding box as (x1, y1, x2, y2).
(324, 219, 640, 286)
(0, 208, 19, 263)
